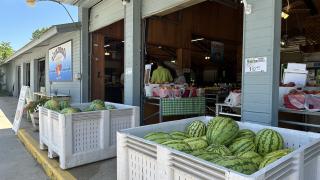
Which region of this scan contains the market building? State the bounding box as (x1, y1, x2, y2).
(1, 23, 83, 103)
(56, 0, 283, 126)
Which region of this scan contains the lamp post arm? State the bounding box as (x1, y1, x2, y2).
(38, 0, 75, 22)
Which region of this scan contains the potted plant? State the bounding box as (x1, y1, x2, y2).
(25, 98, 48, 128)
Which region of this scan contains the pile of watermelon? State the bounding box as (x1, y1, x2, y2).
(83, 99, 116, 112)
(143, 116, 292, 175)
(43, 99, 80, 114)
(43, 99, 116, 114)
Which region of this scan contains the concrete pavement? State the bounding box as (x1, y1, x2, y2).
(0, 97, 47, 180)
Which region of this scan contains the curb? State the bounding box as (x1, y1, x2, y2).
(17, 129, 76, 180)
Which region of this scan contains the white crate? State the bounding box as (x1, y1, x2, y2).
(39, 102, 139, 169)
(117, 116, 320, 180)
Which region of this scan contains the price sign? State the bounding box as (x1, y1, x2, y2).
(245, 57, 267, 73)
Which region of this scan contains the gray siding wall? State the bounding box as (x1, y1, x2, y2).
(3, 31, 81, 103)
(241, 0, 282, 126)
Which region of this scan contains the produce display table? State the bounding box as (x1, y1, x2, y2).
(145, 96, 206, 122)
(216, 103, 241, 117)
(279, 107, 320, 129)
(33, 92, 71, 101)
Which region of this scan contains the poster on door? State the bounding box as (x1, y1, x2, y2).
(48, 40, 72, 81)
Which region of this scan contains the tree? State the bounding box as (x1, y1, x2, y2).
(31, 27, 49, 40)
(0, 41, 14, 63)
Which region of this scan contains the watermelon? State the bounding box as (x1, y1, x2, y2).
(206, 144, 232, 156)
(170, 131, 189, 140)
(91, 99, 105, 107)
(189, 149, 207, 156)
(206, 116, 239, 145)
(60, 107, 81, 114)
(264, 148, 293, 159)
(213, 156, 258, 175)
(259, 149, 292, 169)
(153, 138, 172, 144)
(229, 138, 256, 155)
(59, 100, 70, 110)
(197, 152, 220, 161)
(162, 140, 191, 152)
(255, 129, 284, 156)
(44, 99, 60, 111)
(144, 132, 171, 141)
(186, 120, 206, 137)
(105, 104, 116, 110)
(237, 151, 262, 167)
(183, 137, 208, 151)
(89, 103, 105, 111)
(233, 129, 256, 142)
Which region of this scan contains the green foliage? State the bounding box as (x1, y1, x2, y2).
(0, 41, 14, 63)
(31, 27, 49, 40)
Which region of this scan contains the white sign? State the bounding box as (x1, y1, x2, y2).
(245, 57, 267, 73)
(12, 86, 30, 134)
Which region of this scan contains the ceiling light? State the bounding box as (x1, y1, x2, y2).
(158, 46, 162, 49)
(171, 60, 176, 63)
(281, 12, 289, 19)
(205, 56, 211, 60)
(104, 44, 110, 47)
(105, 51, 110, 56)
(191, 38, 204, 42)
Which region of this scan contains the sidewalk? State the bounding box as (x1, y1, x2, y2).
(0, 97, 47, 180)
(0, 96, 117, 180)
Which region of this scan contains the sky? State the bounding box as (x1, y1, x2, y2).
(0, 0, 78, 51)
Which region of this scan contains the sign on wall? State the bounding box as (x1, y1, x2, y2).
(245, 57, 267, 73)
(48, 41, 72, 81)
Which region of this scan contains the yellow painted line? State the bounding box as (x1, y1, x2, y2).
(17, 129, 76, 180)
(0, 110, 13, 129)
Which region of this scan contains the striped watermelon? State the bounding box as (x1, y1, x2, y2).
(144, 132, 171, 141)
(153, 138, 172, 144)
(235, 129, 255, 140)
(197, 152, 220, 161)
(237, 151, 262, 166)
(190, 149, 207, 156)
(170, 131, 189, 140)
(183, 137, 208, 151)
(186, 120, 207, 137)
(259, 149, 292, 169)
(229, 138, 256, 155)
(213, 156, 258, 175)
(255, 129, 284, 156)
(162, 140, 191, 152)
(206, 144, 232, 156)
(206, 117, 239, 145)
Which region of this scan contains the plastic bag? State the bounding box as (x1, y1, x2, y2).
(284, 93, 305, 110)
(304, 94, 320, 112)
(224, 91, 241, 107)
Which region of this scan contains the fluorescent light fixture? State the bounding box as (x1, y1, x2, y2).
(104, 44, 110, 47)
(191, 38, 204, 42)
(105, 52, 110, 56)
(171, 60, 176, 63)
(281, 12, 289, 19)
(122, 40, 125, 43)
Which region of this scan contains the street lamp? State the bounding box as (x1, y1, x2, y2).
(26, 0, 75, 23)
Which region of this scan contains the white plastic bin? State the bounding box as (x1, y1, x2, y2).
(39, 102, 139, 169)
(117, 116, 320, 180)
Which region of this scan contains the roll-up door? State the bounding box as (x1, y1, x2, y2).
(89, 0, 124, 32)
(142, 0, 206, 18)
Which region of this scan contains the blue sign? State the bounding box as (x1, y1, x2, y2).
(48, 41, 72, 81)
